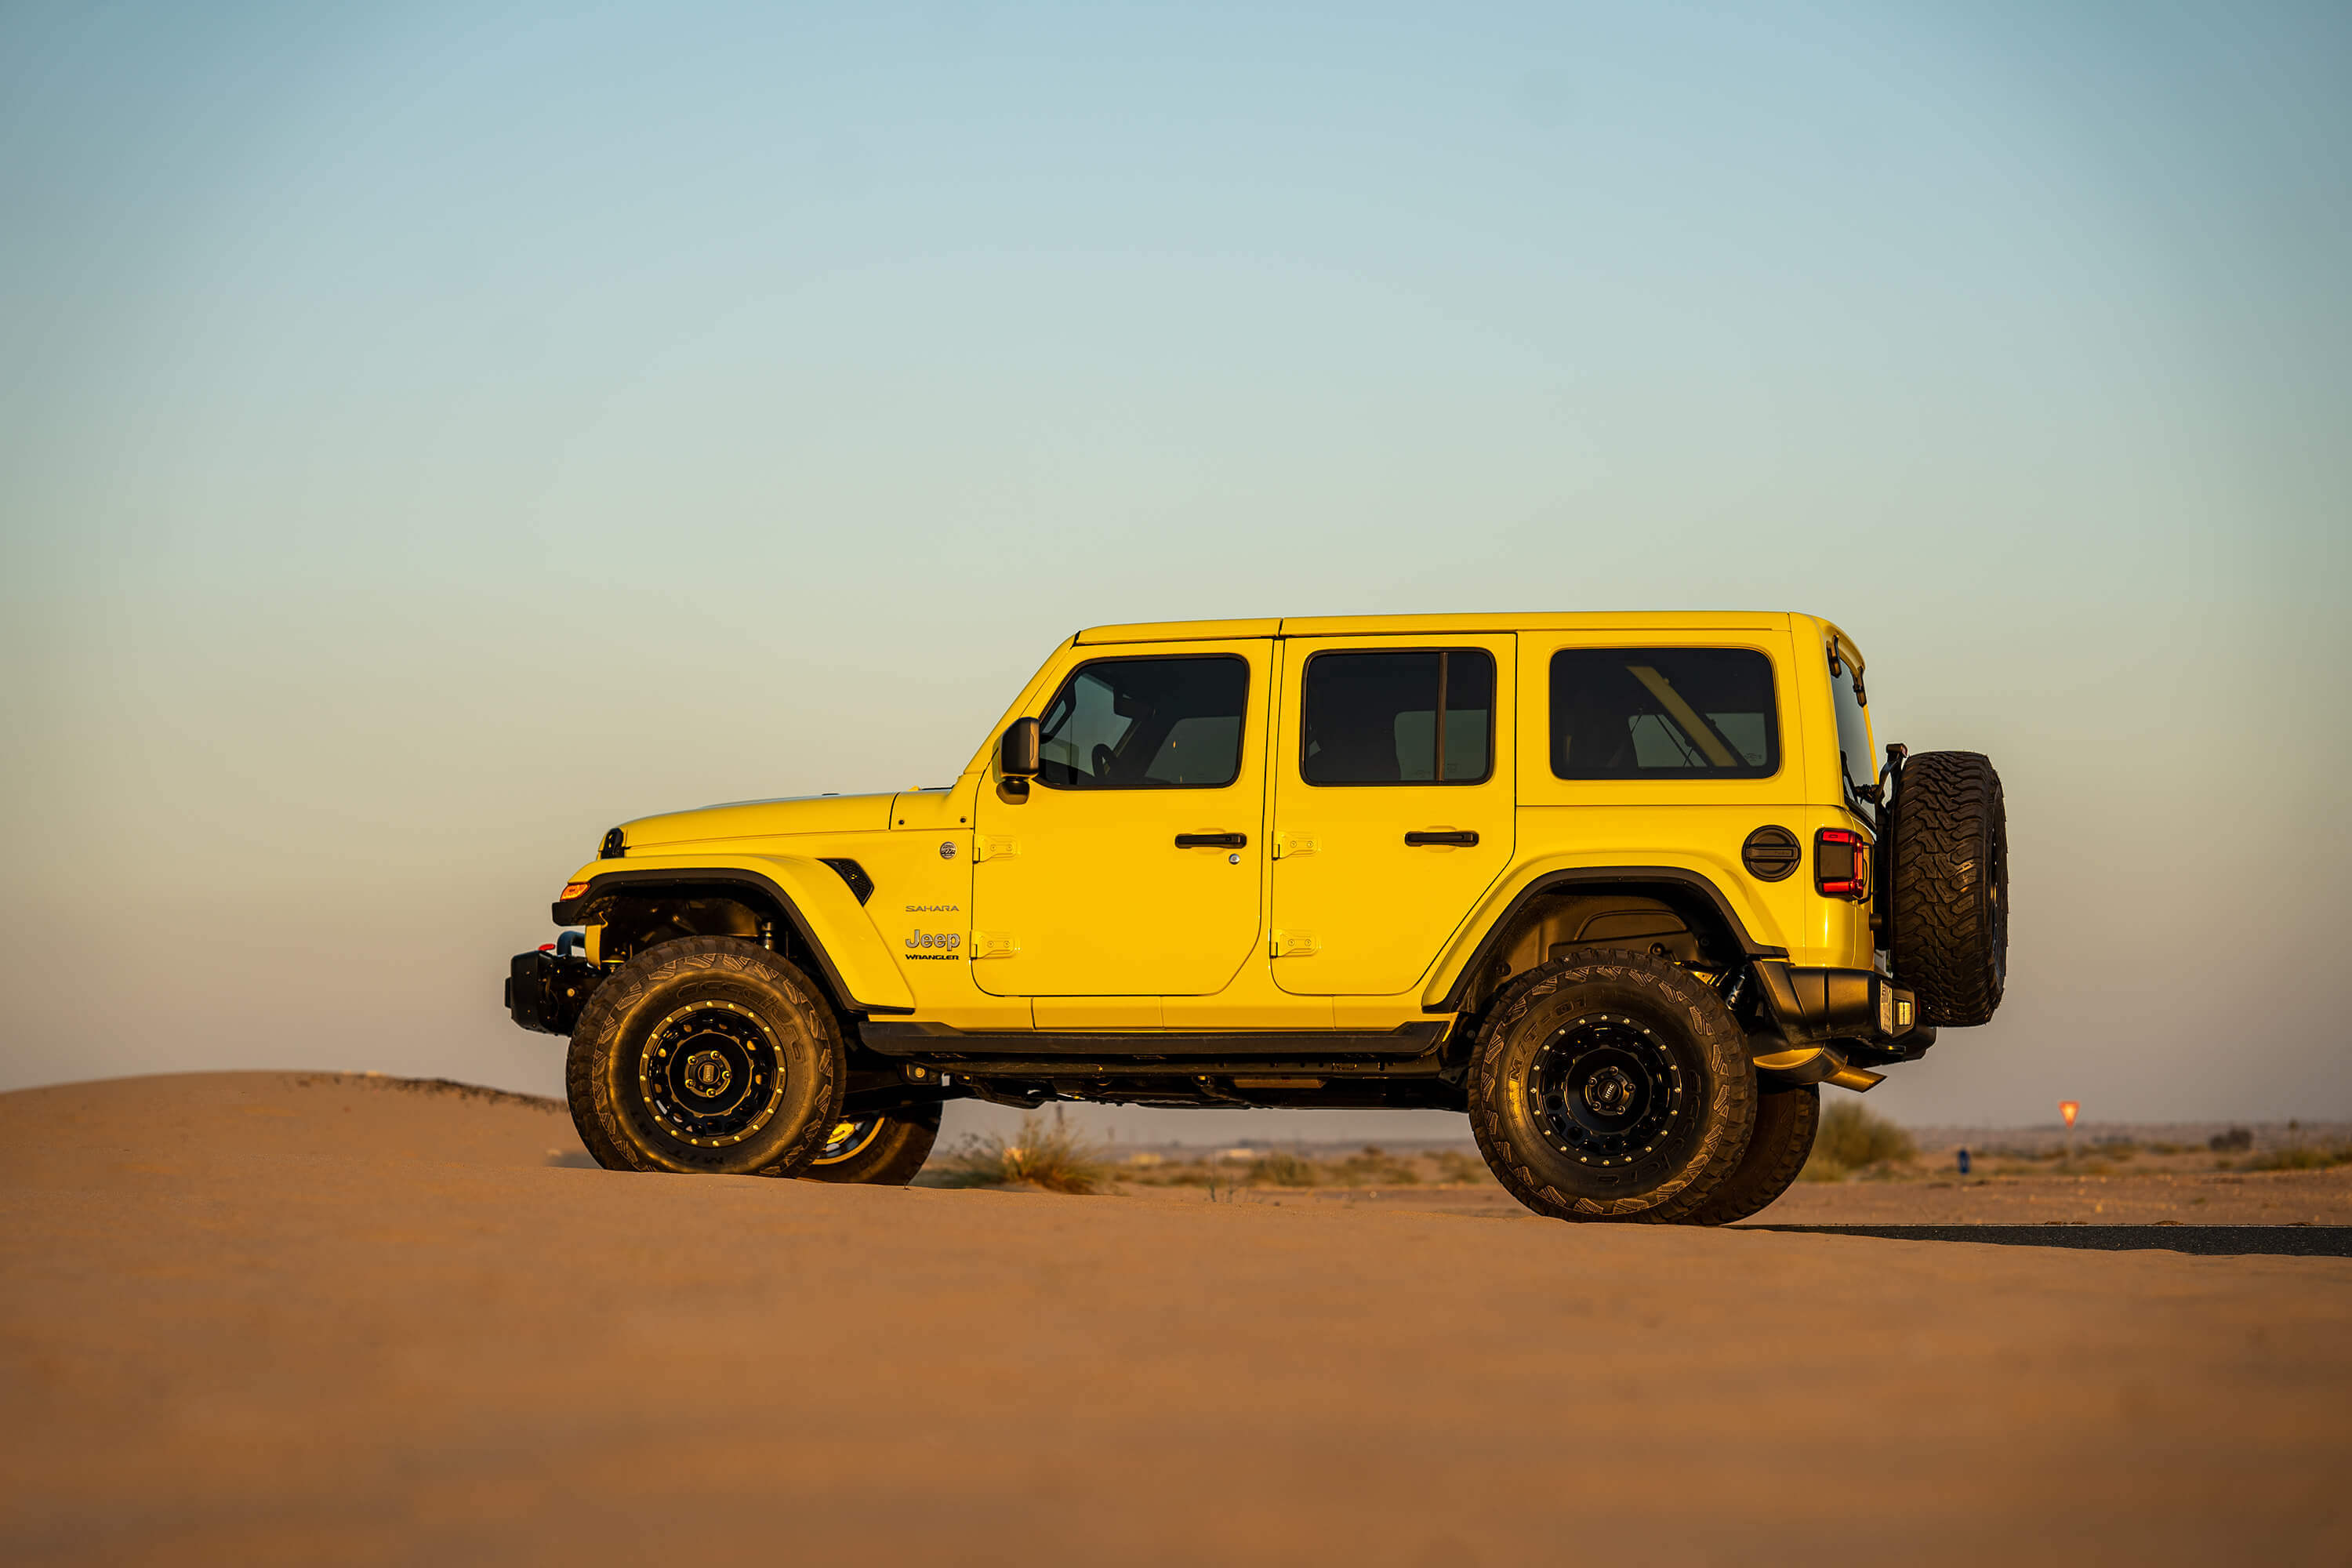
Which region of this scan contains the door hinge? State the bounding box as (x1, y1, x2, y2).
(1270, 929, 1319, 957)
(1272, 833, 1318, 859)
(972, 931, 1020, 958)
(975, 836, 1018, 862)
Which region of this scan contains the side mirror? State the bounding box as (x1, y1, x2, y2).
(1000, 717, 1040, 778)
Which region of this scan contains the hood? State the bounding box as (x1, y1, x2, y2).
(616, 792, 896, 850)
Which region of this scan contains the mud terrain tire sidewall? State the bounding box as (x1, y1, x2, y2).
(1682, 1081, 1819, 1226)
(1889, 750, 2008, 1027)
(566, 937, 844, 1177)
(803, 1105, 943, 1185)
(1468, 951, 1756, 1223)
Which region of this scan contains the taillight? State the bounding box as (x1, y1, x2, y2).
(1816, 828, 1869, 899)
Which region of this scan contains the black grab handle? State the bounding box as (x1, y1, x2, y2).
(1174, 833, 1248, 849)
(1404, 830, 1479, 848)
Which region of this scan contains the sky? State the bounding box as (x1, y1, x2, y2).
(3, 0, 2347, 1140)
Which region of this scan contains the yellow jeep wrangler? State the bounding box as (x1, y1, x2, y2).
(507, 612, 2006, 1224)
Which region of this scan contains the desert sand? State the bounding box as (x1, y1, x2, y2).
(4, 1072, 2348, 1565)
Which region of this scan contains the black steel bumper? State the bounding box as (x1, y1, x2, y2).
(505, 949, 606, 1036)
(1751, 962, 1933, 1059)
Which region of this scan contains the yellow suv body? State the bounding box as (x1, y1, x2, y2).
(510, 611, 2009, 1222)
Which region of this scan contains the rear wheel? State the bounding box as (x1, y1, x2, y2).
(1468, 950, 1756, 1223)
(1888, 750, 2008, 1026)
(1680, 1082, 1819, 1225)
(566, 937, 844, 1176)
(803, 1105, 942, 1185)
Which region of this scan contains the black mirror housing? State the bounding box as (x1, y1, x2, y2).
(1000, 717, 1041, 778)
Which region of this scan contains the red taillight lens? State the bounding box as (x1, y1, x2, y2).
(1815, 828, 1868, 899)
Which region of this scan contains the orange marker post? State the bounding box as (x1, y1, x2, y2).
(2060, 1100, 2080, 1164)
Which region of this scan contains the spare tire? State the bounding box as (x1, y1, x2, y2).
(1887, 750, 2008, 1026)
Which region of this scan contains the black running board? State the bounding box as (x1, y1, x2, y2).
(857, 1020, 1448, 1059)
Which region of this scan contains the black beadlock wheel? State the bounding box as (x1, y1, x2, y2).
(564, 937, 844, 1177)
(1681, 1082, 1820, 1226)
(803, 1105, 943, 1186)
(1888, 750, 2009, 1027)
(1468, 949, 1756, 1224)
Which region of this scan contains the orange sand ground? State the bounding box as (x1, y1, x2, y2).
(3, 1072, 2347, 1565)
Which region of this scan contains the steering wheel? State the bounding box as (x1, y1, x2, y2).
(1091, 743, 1119, 784)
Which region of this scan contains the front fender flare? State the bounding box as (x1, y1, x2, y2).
(552, 854, 916, 1015)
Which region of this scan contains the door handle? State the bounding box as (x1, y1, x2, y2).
(1404, 830, 1479, 848)
(1174, 832, 1247, 849)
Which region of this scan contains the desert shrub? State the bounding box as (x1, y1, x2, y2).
(1432, 1149, 1491, 1185)
(931, 1112, 1112, 1194)
(1334, 1145, 1421, 1187)
(1802, 1102, 1917, 1181)
(2209, 1127, 2253, 1152)
(2244, 1142, 2352, 1172)
(1248, 1151, 1318, 1187)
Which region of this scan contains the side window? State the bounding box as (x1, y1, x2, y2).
(1301, 649, 1495, 786)
(1830, 646, 1875, 803)
(1550, 648, 1778, 779)
(1036, 655, 1248, 789)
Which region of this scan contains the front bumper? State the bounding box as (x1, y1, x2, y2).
(505, 949, 606, 1036)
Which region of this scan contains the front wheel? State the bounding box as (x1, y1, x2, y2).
(803, 1105, 942, 1185)
(1468, 950, 1756, 1223)
(566, 937, 844, 1177)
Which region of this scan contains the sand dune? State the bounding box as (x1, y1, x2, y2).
(3, 1072, 2347, 1565)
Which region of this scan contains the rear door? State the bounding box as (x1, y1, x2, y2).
(1268, 635, 1516, 994)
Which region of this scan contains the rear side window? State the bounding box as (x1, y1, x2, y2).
(1301, 649, 1494, 785)
(1036, 655, 1248, 789)
(1550, 648, 1778, 779)
(1830, 646, 1875, 803)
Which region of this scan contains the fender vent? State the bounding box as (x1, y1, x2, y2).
(600, 827, 626, 860)
(1741, 826, 1801, 882)
(820, 858, 876, 905)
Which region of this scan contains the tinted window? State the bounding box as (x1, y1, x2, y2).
(1302, 649, 1495, 786)
(1036, 655, 1248, 789)
(1830, 648, 1875, 802)
(1550, 648, 1777, 779)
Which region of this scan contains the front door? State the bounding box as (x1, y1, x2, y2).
(1269, 635, 1516, 994)
(972, 641, 1272, 996)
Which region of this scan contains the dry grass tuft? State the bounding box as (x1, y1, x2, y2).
(1334, 1145, 1421, 1187)
(1431, 1149, 1493, 1186)
(931, 1112, 1113, 1194)
(2242, 1142, 2352, 1172)
(1247, 1151, 1318, 1187)
(1802, 1102, 1917, 1182)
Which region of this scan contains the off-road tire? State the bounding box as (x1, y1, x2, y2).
(1680, 1082, 1819, 1226)
(565, 937, 844, 1177)
(1468, 950, 1757, 1223)
(803, 1105, 943, 1186)
(1888, 750, 2008, 1027)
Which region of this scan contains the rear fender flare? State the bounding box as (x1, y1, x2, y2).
(1421, 858, 1788, 1014)
(553, 854, 916, 1015)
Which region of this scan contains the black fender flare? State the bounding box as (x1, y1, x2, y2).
(1424, 866, 1788, 1014)
(554, 866, 916, 1016)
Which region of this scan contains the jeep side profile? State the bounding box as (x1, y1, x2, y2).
(507, 612, 2006, 1223)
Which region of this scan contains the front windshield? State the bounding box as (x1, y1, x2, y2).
(1830, 641, 1875, 812)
